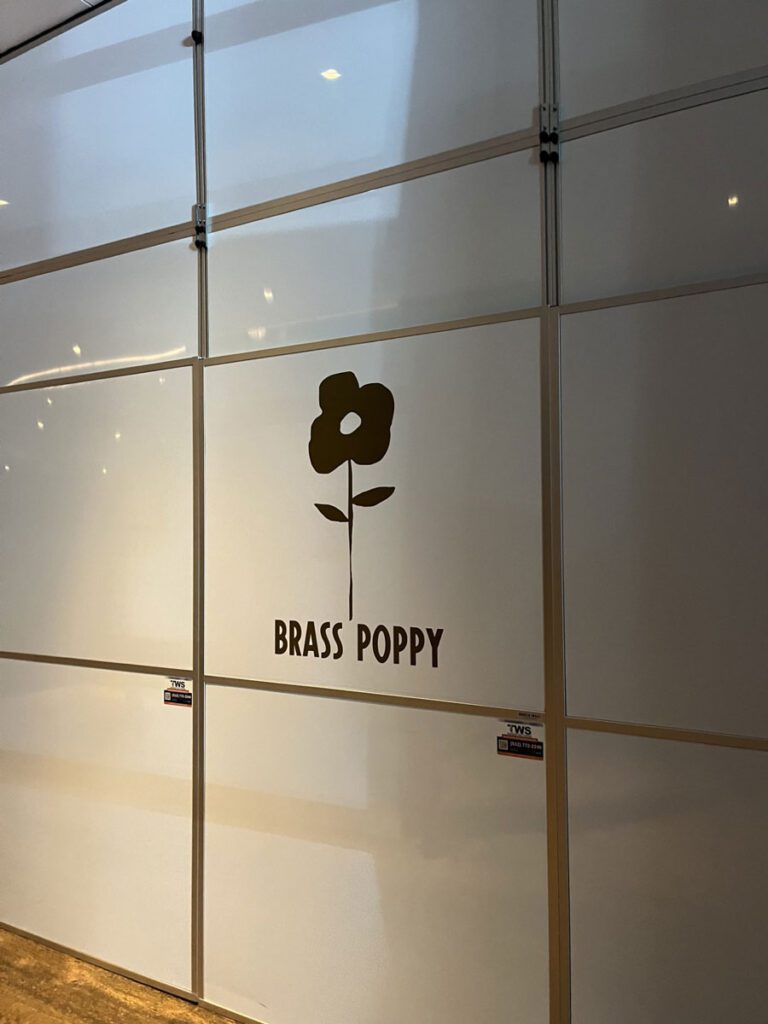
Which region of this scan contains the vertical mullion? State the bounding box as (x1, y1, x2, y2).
(191, 359, 206, 997)
(191, 0, 208, 1000)
(540, 0, 570, 1020)
(542, 308, 570, 1024)
(193, 0, 209, 362)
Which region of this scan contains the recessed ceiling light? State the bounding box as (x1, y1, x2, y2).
(321, 68, 341, 81)
(72, 344, 82, 356)
(727, 194, 739, 207)
(0, 200, 9, 207)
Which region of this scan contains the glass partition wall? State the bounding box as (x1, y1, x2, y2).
(0, 2, 766, 1022)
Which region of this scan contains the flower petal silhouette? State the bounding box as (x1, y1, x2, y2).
(309, 371, 394, 474)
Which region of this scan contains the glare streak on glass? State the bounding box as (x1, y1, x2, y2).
(5, 347, 187, 389)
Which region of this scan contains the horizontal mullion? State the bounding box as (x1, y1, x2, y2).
(209, 128, 539, 234)
(198, 1000, 257, 1024)
(205, 673, 544, 723)
(0, 356, 198, 396)
(204, 307, 544, 368)
(561, 64, 768, 143)
(558, 271, 768, 317)
(0, 309, 544, 397)
(0, 222, 195, 288)
(0, 922, 196, 1004)
(0, 651, 190, 680)
(566, 716, 768, 753)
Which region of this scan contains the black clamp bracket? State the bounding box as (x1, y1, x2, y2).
(191, 29, 204, 46)
(539, 104, 560, 165)
(194, 203, 208, 251)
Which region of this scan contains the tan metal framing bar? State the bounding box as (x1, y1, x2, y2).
(0, 356, 198, 397)
(2, 271, 768, 398)
(0, 64, 764, 291)
(191, 361, 206, 995)
(561, 63, 768, 142)
(566, 717, 768, 754)
(539, 0, 571, 1017)
(0, 650, 190, 679)
(0, 920, 196, 1003)
(205, 673, 544, 723)
(2, 648, 764, 755)
(558, 271, 768, 316)
(191, 0, 209, 998)
(0, 223, 195, 287)
(198, 999, 265, 1024)
(1, 269, 767, 398)
(208, 128, 539, 233)
(204, 307, 543, 368)
(541, 306, 571, 1024)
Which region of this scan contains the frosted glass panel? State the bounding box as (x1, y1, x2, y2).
(0, 0, 196, 269)
(561, 92, 768, 302)
(0, 241, 197, 387)
(0, 369, 193, 667)
(0, 660, 192, 991)
(569, 730, 768, 1024)
(205, 686, 549, 1024)
(205, 321, 544, 708)
(559, 0, 768, 118)
(205, 0, 540, 211)
(561, 286, 768, 737)
(209, 153, 541, 357)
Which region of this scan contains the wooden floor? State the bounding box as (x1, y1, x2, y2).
(0, 928, 224, 1024)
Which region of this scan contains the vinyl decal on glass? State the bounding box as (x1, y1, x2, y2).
(274, 370, 443, 669)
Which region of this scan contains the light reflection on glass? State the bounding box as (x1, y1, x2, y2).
(6, 347, 186, 388)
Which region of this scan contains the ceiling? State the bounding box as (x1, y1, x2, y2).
(0, 0, 97, 55)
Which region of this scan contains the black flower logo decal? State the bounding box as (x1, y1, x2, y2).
(309, 371, 395, 619)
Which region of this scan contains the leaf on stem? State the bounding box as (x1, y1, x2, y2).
(352, 486, 395, 507)
(315, 503, 348, 522)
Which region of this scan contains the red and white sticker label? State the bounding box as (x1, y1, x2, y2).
(497, 721, 544, 761)
(164, 679, 192, 707)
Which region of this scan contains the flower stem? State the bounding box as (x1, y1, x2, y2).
(347, 459, 354, 621)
